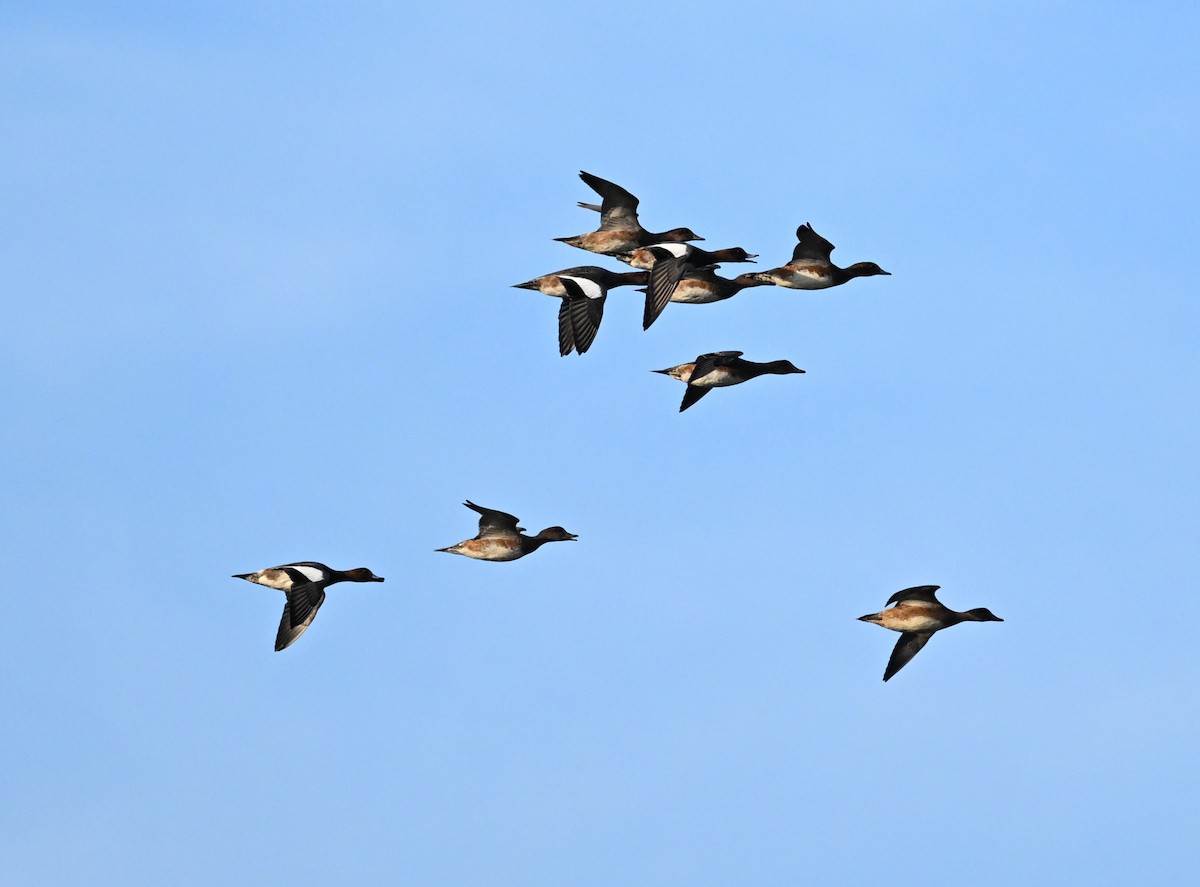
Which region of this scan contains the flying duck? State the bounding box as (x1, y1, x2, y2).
(858, 585, 1003, 681)
(232, 561, 384, 651)
(746, 223, 889, 289)
(437, 500, 577, 561)
(616, 243, 758, 329)
(554, 171, 703, 256)
(653, 350, 804, 412)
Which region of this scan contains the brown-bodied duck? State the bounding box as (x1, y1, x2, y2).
(554, 171, 703, 256)
(616, 243, 758, 329)
(232, 561, 384, 651)
(437, 500, 577, 561)
(653, 350, 804, 412)
(858, 585, 1003, 681)
(746, 222, 888, 289)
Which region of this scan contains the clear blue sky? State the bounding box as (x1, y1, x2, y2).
(4, 2, 1198, 884)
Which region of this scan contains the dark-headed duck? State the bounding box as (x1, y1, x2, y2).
(653, 350, 804, 412)
(232, 561, 384, 651)
(512, 266, 649, 357)
(554, 171, 702, 256)
(858, 585, 1003, 681)
(437, 500, 577, 561)
(747, 223, 888, 290)
(616, 243, 758, 329)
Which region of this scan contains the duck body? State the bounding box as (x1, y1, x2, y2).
(512, 265, 647, 298)
(646, 268, 769, 305)
(232, 561, 384, 651)
(653, 351, 804, 411)
(554, 171, 702, 256)
(747, 222, 888, 290)
(858, 585, 1003, 681)
(438, 500, 577, 562)
(615, 243, 759, 329)
(512, 267, 648, 356)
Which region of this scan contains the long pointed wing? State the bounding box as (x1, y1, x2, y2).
(644, 254, 687, 329)
(463, 500, 523, 537)
(579, 171, 641, 230)
(557, 297, 576, 355)
(275, 587, 326, 651)
(568, 293, 605, 354)
(679, 385, 712, 412)
(884, 631, 933, 681)
(791, 223, 836, 263)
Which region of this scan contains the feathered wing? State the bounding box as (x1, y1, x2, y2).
(689, 351, 743, 384)
(463, 500, 523, 537)
(791, 223, 837, 263)
(679, 384, 712, 412)
(884, 631, 933, 681)
(578, 171, 640, 230)
(644, 254, 687, 329)
(556, 297, 576, 356)
(886, 585, 942, 606)
(275, 587, 326, 651)
(560, 276, 606, 355)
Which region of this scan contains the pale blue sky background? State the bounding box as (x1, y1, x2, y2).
(3, 1, 1198, 884)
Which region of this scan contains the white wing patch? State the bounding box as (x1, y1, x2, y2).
(559, 276, 604, 300)
(288, 564, 327, 584)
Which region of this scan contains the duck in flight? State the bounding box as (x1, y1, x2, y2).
(653, 350, 804, 412)
(858, 585, 1003, 681)
(746, 222, 888, 290)
(232, 561, 384, 651)
(554, 171, 703, 256)
(617, 243, 759, 329)
(437, 500, 577, 561)
(512, 266, 648, 356)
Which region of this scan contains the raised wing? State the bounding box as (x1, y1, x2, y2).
(463, 500, 523, 537)
(884, 631, 933, 681)
(886, 585, 942, 607)
(579, 171, 641, 230)
(790, 223, 836, 264)
(689, 351, 743, 383)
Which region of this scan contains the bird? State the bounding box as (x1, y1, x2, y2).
(512, 265, 647, 298)
(634, 267, 768, 308)
(653, 350, 805, 412)
(437, 500, 577, 561)
(858, 585, 1003, 681)
(616, 243, 759, 329)
(232, 562, 384, 651)
(511, 266, 649, 355)
(554, 171, 703, 256)
(745, 222, 889, 289)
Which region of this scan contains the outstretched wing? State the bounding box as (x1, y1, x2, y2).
(579, 171, 641, 230)
(275, 586, 326, 651)
(791, 223, 836, 263)
(886, 585, 942, 607)
(463, 500, 523, 537)
(884, 631, 933, 681)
